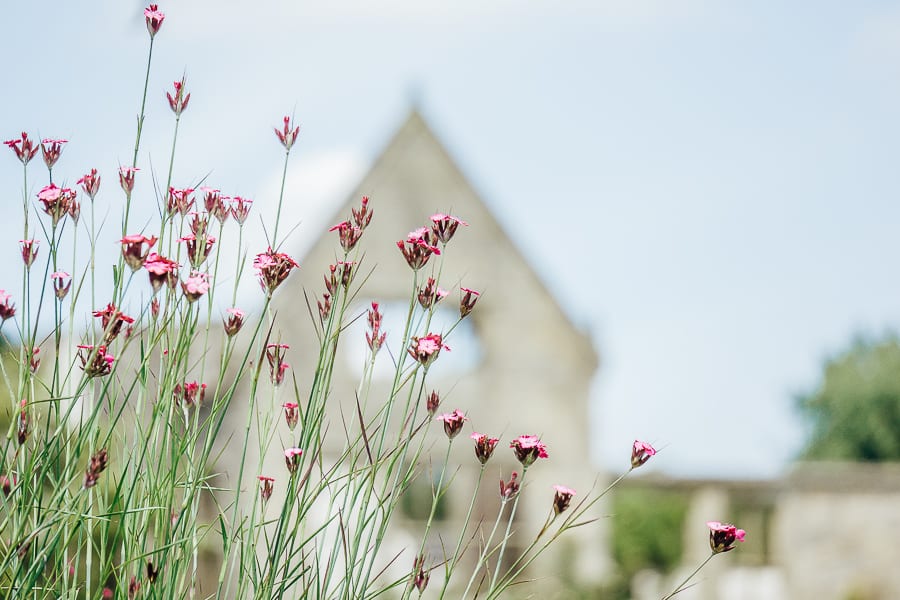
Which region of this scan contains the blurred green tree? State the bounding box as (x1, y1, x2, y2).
(799, 334, 900, 461)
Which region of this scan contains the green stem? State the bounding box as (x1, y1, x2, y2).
(662, 553, 716, 600)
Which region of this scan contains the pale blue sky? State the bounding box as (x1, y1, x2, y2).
(3, 1, 899, 477)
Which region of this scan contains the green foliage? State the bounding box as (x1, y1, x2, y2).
(611, 488, 687, 592)
(799, 334, 900, 461)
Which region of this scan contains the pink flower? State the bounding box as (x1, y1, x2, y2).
(257, 475, 275, 502)
(181, 271, 210, 302)
(144, 4, 165, 37)
(417, 277, 448, 310)
(499, 471, 519, 500)
(510, 435, 549, 467)
(460, 287, 480, 318)
(118, 167, 139, 194)
(397, 234, 441, 271)
(120, 234, 158, 272)
(284, 447, 303, 474)
(83, 448, 109, 489)
(166, 78, 191, 116)
(4, 132, 39, 165)
(471, 432, 500, 464)
(366, 302, 386, 354)
(77, 168, 101, 199)
(230, 196, 253, 225)
(178, 232, 215, 268)
(351, 196, 373, 230)
(92, 303, 134, 343)
(167, 186, 195, 216)
(253, 248, 299, 296)
(430, 213, 468, 244)
(552, 485, 576, 515)
(707, 521, 746, 553)
(0, 290, 16, 321)
(223, 307, 245, 337)
(77, 344, 115, 378)
(413, 554, 429, 593)
(266, 343, 290, 386)
(40, 138, 67, 170)
(426, 390, 441, 415)
(329, 220, 363, 253)
(143, 252, 179, 293)
(37, 183, 76, 226)
(51, 271, 72, 300)
(408, 333, 449, 367)
(275, 115, 300, 151)
(436, 409, 467, 439)
(282, 402, 299, 430)
(201, 187, 229, 223)
(631, 440, 656, 469)
(174, 381, 206, 408)
(19, 239, 39, 268)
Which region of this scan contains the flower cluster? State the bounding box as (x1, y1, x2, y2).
(254, 248, 299, 296)
(408, 333, 448, 367)
(4, 132, 39, 164)
(509, 434, 549, 467)
(37, 184, 78, 226)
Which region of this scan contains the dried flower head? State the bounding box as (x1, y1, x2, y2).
(0, 290, 16, 322)
(510, 435, 549, 467)
(413, 554, 429, 593)
(282, 402, 299, 430)
(707, 521, 746, 553)
(471, 432, 500, 464)
(84, 449, 109, 489)
(223, 307, 245, 337)
(352, 195, 373, 230)
(266, 343, 290, 386)
(417, 277, 448, 310)
(459, 287, 480, 318)
(258, 475, 275, 502)
(436, 409, 468, 439)
(366, 302, 386, 354)
(426, 390, 441, 415)
(631, 440, 656, 469)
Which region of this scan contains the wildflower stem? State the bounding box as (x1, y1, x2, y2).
(662, 553, 716, 600)
(462, 496, 509, 599)
(439, 463, 486, 598)
(490, 467, 527, 589)
(272, 149, 290, 248)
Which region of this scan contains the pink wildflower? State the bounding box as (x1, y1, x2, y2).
(174, 381, 206, 408)
(275, 115, 300, 151)
(223, 307, 245, 337)
(40, 138, 67, 170)
(707, 521, 746, 553)
(19, 240, 38, 268)
(92, 303, 134, 343)
(413, 554, 429, 593)
(366, 302, 386, 354)
(144, 4, 165, 37)
(266, 343, 290, 386)
(120, 234, 158, 272)
(397, 230, 441, 271)
(37, 183, 76, 226)
(426, 390, 441, 415)
(258, 475, 275, 502)
(430, 213, 468, 244)
(459, 287, 480, 318)
(552, 485, 576, 515)
(167, 186, 195, 216)
(51, 271, 72, 300)
(4, 132, 39, 165)
(143, 252, 179, 293)
(284, 447, 303, 474)
(0, 291, 15, 321)
(631, 440, 656, 469)
(282, 402, 299, 430)
(178, 232, 215, 268)
(417, 277, 448, 309)
(201, 187, 229, 223)
(408, 333, 449, 367)
(77, 344, 115, 378)
(436, 409, 468, 439)
(166, 78, 191, 116)
(77, 168, 101, 199)
(351, 196, 373, 230)
(253, 248, 299, 296)
(471, 433, 500, 464)
(329, 220, 363, 253)
(83, 449, 109, 489)
(118, 167, 139, 194)
(510, 435, 549, 467)
(230, 196, 253, 225)
(181, 271, 210, 302)
(1, 474, 14, 497)
(499, 471, 519, 500)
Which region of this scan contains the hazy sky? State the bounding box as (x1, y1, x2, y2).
(3, 1, 899, 477)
